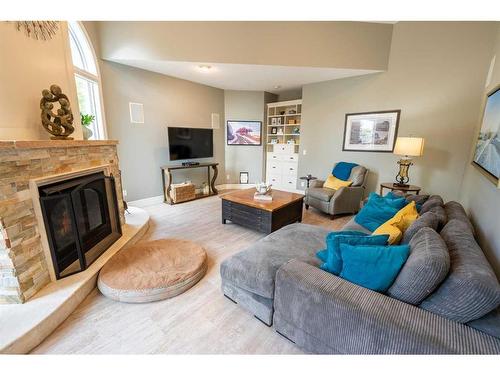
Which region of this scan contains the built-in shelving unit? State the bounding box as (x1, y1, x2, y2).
(265, 99, 302, 191)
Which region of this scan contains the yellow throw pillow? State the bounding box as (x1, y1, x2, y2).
(373, 221, 403, 245)
(391, 201, 419, 232)
(323, 175, 353, 190)
(373, 201, 419, 244)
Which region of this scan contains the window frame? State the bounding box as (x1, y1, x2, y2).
(68, 21, 108, 140)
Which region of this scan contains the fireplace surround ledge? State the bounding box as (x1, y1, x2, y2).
(0, 206, 149, 354)
(0, 140, 119, 149)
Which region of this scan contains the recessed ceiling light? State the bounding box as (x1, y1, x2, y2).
(274, 85, 281, 89)
(198, 65, 212, 72)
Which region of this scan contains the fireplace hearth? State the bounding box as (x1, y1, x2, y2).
(39, 172, 122, 279)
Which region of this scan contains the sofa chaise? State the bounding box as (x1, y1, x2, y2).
(220, 196, 500, 354)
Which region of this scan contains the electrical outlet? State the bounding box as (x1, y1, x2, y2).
(300, 181, 305, 187)
(123, 190, 127, 198)
(303, 149, 307, 155)
(226, 174, 230, 181)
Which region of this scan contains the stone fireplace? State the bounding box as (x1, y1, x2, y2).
(0, 140, 125, 304)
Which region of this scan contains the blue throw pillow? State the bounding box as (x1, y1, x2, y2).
(385, 191, 403, 201)
(354, 192, 407, 231)
(316, 231, 368, 263)
(321, 233, 389, 275)
(339, 243, 410, 292)
(332, 162, 358, 181)
(386, 191, 423, 212)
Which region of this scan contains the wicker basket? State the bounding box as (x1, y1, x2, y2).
(170, 183, 196, 203)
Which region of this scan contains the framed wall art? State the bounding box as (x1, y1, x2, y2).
(472, 85, 500, 185)
(227, 121, 262, 146)
(342, 110, 401, 152)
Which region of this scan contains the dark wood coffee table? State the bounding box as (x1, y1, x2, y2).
(221, 188, 304, 234)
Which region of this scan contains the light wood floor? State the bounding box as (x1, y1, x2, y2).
(32, 191, 351, 354)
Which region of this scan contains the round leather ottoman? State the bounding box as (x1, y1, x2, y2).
(98, 239, 207, 303)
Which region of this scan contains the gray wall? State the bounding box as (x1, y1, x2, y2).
(460, 25, 500, 277)
(298, 22, 498, 203)
(101, 61, 225, 201)
(224, 91, 277, 184)
(97, 22, 393, 70)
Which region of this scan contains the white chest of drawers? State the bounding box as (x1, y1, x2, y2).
(266, 144, 298, 191)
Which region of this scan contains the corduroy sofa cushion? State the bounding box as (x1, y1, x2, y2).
(428, 205, 448, 231)
(220, 223, 328, 299)
(387, 227, 450, 305)
(444, 201, 475, 235)
(402, 211, 439, 244)
(420, 195, 444, 214)
(419, 220, 500, 323)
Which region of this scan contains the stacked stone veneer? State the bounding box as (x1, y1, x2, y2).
(0, 140, 125, 304)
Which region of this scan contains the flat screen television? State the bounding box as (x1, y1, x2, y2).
(168, 127, 213, 160)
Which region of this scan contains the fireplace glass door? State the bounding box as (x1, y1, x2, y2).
(39, 172, 121, 279)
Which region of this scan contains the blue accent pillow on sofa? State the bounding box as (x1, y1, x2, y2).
(316, 231, 368, 263)
(320, 233, 389, 275)
(386, 191, 423, 212)
(339, 243, 410, 292)
(332, 162, 358, 181)
(354, 192, 407, 231)
(316, 231, 369, 263)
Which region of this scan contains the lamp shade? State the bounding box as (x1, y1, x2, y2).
(394, 137, 425, 157)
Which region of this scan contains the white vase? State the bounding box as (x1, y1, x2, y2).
(82, 126, 93, 140)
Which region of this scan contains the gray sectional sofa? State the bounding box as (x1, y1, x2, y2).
(220, 196, 500, 354)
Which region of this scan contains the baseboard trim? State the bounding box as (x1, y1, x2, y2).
(127, 185, 305, 208)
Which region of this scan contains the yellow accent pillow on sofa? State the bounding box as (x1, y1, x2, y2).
(323, 175, 353, 190)
(373, 201, 419, 244)
(373, 222, 403, 244)
(392, 201, 419, 232)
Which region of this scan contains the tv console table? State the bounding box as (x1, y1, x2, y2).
(161, 163, 219, 204)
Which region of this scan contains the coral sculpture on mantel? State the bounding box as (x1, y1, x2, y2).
(40, 84, 75, 140)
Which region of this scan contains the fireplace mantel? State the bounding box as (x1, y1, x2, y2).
(0, 140, 118, 149)
(0, 140, 124, 304)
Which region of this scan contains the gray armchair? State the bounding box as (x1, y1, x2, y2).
(304, 165, 368, 219)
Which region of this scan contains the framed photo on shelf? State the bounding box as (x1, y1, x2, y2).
(342, 110, 401, 152)
(271, 118, 277, 125)
(472, 85, 500, 185)
(227, 120, 262, 146)
(271, 127, 278, 134)
(239, 172, 249, 184)
(277, 117, 282, 125)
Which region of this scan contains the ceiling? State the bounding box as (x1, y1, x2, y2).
(108, 59, 380, 93)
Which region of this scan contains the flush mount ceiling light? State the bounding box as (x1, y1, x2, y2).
(274, 85, 281, 89)
(198, 65, 212, 72)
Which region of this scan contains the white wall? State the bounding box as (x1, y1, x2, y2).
(460, 25, 500, 277)
(298, 22, 498, 203)
(0, 22, 82, 140)
(224, 91, 277, 184)
(97, 22, 393, 70)
(101, 61, 225, 201)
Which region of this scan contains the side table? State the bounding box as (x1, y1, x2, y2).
(300, 175, 317, 188)
(380, 182, 421, 196)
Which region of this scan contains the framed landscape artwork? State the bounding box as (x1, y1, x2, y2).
(473, 86, 500, 185)
(227, 120, 262, 146)
(342, 110, 401, 152)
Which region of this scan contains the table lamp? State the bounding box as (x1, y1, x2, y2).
(393, 137, 425, 187)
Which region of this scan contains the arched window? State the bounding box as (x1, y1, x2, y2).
(68, 21, 106, 140)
